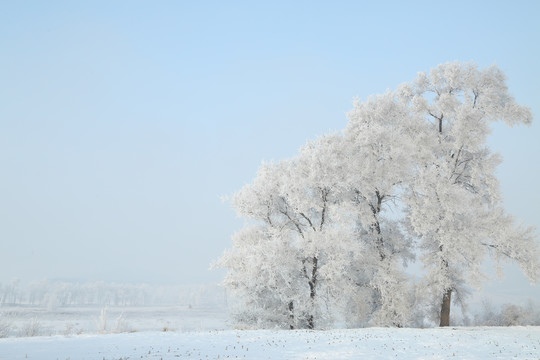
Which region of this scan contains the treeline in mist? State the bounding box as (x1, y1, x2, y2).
(0, 279, 226, 308)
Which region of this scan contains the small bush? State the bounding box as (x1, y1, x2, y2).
(113, 312, 133, 333)
(95, 307, 108, 333)
(0, 313, 13, 338)
(473, 300, 540, 326)
(63, 322, 83, 336)
(19, 317, 42, 337)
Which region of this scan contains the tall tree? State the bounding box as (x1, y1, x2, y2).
(398, 62, 540, 326)
(217, 224, 302, 328)
(217, 160, 303, 328)
(217, 61, 539, 329)
(342, 92, 417, 326)
(217, 147, 361, 329)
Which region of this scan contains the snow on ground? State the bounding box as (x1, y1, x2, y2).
(1, 327, 539, 360)
(0, 305, 228, 336)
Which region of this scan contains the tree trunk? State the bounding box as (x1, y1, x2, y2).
(288, 301, 295, 330)
(370, 191, 385, 261)
(307, 256, 318, 330)
(307, 315, 314, 330)
(439, 288, 452, 327)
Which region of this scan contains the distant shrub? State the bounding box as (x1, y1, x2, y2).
(0, 313, 13, 338)
(113, 312, 133, 333)
(474, 300, 540, 326)
(19, 317, 42, 337)
(63, 322, 83, 336)
(95, 307, 108, 333)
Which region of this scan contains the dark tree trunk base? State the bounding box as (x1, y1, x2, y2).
(440, 289, 452, 327)
(307, 315, 314, 330)
(288, 301, 294, 330)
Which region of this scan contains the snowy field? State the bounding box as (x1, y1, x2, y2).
(2, 305, 540, 359)
(0, 305, 228, 336)
(1, 326, 540, 360)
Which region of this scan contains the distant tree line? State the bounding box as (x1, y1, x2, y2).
(0, 279, 226, 308)
(473, 300, 540, 327)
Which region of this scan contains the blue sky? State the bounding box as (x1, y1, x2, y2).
(1, 0, 539, 303)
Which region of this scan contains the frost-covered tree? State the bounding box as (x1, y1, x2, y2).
(217, 135, 370, 329)
(218, 100, 418, 328)
(217, 225, 302, 328)
(397, 62, 540, 326)
(341, 92, 417, 326)
(216, 161, 299, 328)
(217, 61, 538, 329)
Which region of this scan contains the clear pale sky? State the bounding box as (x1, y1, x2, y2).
(1, 0, 539, 303)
